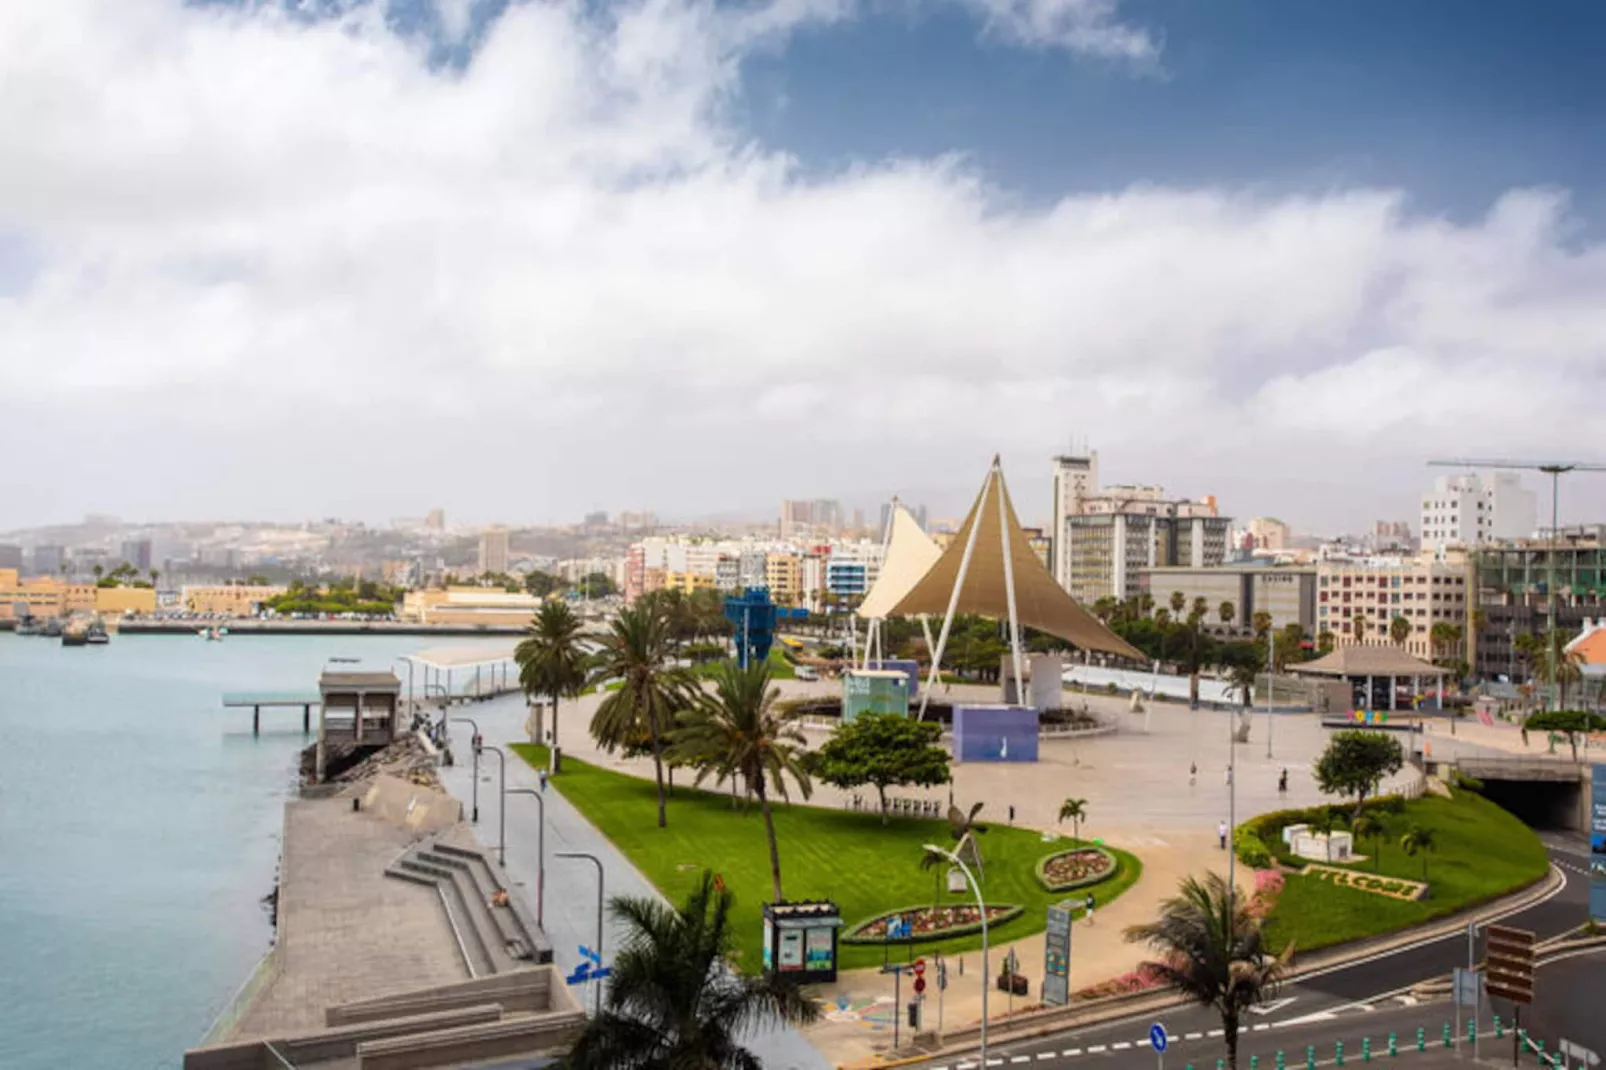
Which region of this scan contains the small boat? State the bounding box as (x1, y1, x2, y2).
(199, 626, 226, 641)
(85, 620, 110, 645)
(42, 618, 64, 638)
(15, 617, 40, 637)
(62, 620, 89, 647)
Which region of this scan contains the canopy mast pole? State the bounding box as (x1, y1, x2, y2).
(919, 483, 987, 720)
(866, 496, 900, 669)
(996, 460, 1026, 705)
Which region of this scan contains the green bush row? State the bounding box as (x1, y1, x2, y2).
(1234, 794, 1408, 871)
(840, 903, 1025, 945)
(1034, 846, 1120, 893)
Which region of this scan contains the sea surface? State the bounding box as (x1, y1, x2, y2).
(0, 632, 512, 1070)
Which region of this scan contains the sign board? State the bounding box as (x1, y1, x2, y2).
(1151, 1025, 1169, 1053)
(1561, 1040, 1601, 1068)
(1591, 764, 1606, 923)
(1483, 924, 1536, 1005)
(762, 900, 842, 984)
(1452, 967, 1482, 1007)
(1041, 904, 1073, 1006)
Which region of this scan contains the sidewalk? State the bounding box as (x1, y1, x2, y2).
(436, 693, 831, 1070)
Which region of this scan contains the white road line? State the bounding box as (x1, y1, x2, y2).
(1037, 1053, 1056, 1061)
(1063, 1049, 1082, 1057)
(1253, 1024, 1270, 1032)
(986, 1060, 1004, 1067)
(1112, 1043, 1132, 1051)
(1087, 1045, 1108, 1053)
(1185, 1033, 1203, 1040)
(1011, 1056, 1031, 1064)
(955, 1063, 974, 1069)
(1207, 1029, 1224, 1038)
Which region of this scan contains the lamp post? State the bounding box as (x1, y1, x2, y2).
(480, 743, 508, 866)
(557, 851, 605, 1016)
(451, 716, 481, 823)
(1265, 625, 1275, 759)
(923, 842, 987, 1067)
(507, 787, 546, 928)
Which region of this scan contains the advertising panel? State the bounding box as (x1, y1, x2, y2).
(1042, 903, 1072, 1006)
(805, 927, 835, 973)
(1591, 764, 1606, 923)
(778, 929, 804, 971)
(953, 704, 1040, 762)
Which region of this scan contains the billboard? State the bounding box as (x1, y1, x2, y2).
(1042, 903, 1072, 1006)
(953, 704, 1040, 763)
(843, 670, 910, 721)
(1591, 764, 1606, 923)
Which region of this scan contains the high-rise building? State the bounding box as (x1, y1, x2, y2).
(477, 526, 510, 575)
(119, 538, 153, 572)
(0, 544, 21, 571)
(30, 544, 64, 577)
(1139, 564, 1316, 635)
(425, 508, 446, 532)
(1245, 518, 1291, 552)
(1317, 557, 1468, 662)
(1420, 472, 1536, 550)
(1051, 451, 1100, 587)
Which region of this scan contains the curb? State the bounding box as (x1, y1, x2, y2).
(835, 865, 1565, 1069)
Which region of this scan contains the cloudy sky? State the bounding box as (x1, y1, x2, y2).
(3, 0, 1606, 534)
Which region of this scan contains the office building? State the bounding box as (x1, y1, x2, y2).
(1472, 534, 1606, 679)
(477, 526, 510, 575)
(31, 544, 64, 577)
(0, 544, 21, 571)
(1138, 564, 1316, 635)
(1245, 518, 1291, 552)
(1420, 472, 1536, 550)
(1050, 451, 1100, 586)
(1316, 557, 1468, 662)
(765, 553, 802, 605)
(425, 508, 446, 532)
(119, 538, 153, 572)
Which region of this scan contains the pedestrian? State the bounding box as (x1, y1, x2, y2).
(538, 769, 548, 792)
(1008, 804, 1015, 825)
(1225, 764, 1233, 787)
(1218, 819, 1228, 850)
(1278, 768, 1288, 793)
(1521, 726, 1530, 748)
(1189, 761, 1197, 786)
(1084, 892, 1095, 925)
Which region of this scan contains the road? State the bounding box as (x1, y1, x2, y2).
(914, 836, 1598, 1070)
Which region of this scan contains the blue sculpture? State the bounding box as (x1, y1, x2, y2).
(723, 588, 806, 668)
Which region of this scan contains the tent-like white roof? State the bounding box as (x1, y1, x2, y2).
(857, 503, 942, 621)
(887, 459, 1144, 662)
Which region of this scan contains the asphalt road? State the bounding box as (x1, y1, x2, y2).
(913, 836, 1599, 1070)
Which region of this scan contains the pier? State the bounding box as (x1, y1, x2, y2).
(222, 691, 320, 735)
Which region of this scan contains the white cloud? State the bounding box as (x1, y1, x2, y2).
(1, 0, 1604, 533)
(957, 0, 1160, 62)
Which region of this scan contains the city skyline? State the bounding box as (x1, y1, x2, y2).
(3, 2, 1606, 532)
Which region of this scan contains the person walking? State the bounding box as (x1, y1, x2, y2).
(1189, 761, 1197, 786)
(1084, 892, 1095, 925)
(1218, 819, 1228, 850)
(1278, 767, 1288, 793)
(1008, 804, 1015, 825)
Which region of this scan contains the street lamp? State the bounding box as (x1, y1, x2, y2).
(480, 743, 508, 866)
(922, 842, 987, 1067)
(557, 851, 605, 1016)
(507, 787, 546, 928)
(450, 716, 481, 823)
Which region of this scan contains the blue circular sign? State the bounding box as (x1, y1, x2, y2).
(1150, 1024, 1168, 1053)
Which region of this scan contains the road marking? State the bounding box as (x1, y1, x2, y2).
(1253, 1024, 1270, 1032)
(1063, 1049, 1082, 1057)
(1087, 1045, 1108, 1053)
(986, 1061, 1004, 1067)
(1252, 998, 1298, 1015)
(1207, 1029, 1224, 1038)
(1011, 1056, 1031, 1064)
(1037, 1053, 1056, 1061)
(1281, 1011, 1338, 1026)
(1185, 1033, 1202, 1040)
(955, 1063, 973, 1069)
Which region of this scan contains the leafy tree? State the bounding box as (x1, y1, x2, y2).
(809, 713, 951, 825)
(670, 661, 812, 902)
(514, 599, 590, 757)
(590, 604, 694, 828)
(567, 871, 819, 1070)
(580, 571, 619, 598)
(1522, 709, 1606, 762)
(524, 570, 562, 597)
(1251, 610, 1272, 642)
(1125, 873, 1290, 1070)
(1389, 615, 1412, 646)
(1058, 797, 1089, 843)
(1313, 730, 1404, 816)
(1399, 824, 1437, 880)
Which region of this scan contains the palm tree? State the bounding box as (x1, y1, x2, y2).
(590, 604, 694, 828)
(149, 568, 160, 589)
(515, 599, 590, 758)
(1429, 621, 1456, 663)
(1351, 814, 1382, 873)
(1536, 630, 1585, 709)
(1389, 615, 1412, 647)
(1307, 810, 1347, 862)
(1093, 597, 1118, 624)
(1351, 612, 1369, 644)
(1399, 825, 1437, 880)
(1170, 590, 1187, 616)
(1317, 629, 1336, 655)
(1125, 873, 1290, 1070)
(670, 660, 812, 903)
(1058, 798, 1089, 843)
(1219, 601, 1236, 636)
(568, 871, 819, 1070)
(1251, 610, 1272, 642)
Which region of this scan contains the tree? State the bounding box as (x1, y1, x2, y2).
(524, 570, 562, 598)
(1351, 612, 1369, 643)
(1219, 601, 1236, 634)
(1170, 590, 1187, 616)
(1399, 825, 1437, 880)
(1389, 615, 1412, 647)
(1125, 873, 1290, 1070)
(590, 604, 694, 828)
(1351, 813, 1383, 873)
(515, 599, 590, 757)
(1251, 610, 1272, 642)
(1313, 730, 1404, 816)
(1536, 630, 1585, 709)
(1306, 809, 1347, 862)
(1317, 630, 1336, 655)
(149, 568, 160, 588)
(1094, 597, 1118, 623)
(1429, 621, 1458, 663)
(670, 661, 812, 903)
(92, 563, 103, 580)
(1058, 798, 1089, 843)
(1522, 709, 1606, 762)
(809, 713, 951, 825)
(567, 871, 819, 1070)
(944, 801, 989, 877)
(580, 571, 619, 598)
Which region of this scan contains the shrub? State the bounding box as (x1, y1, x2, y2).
(1235, 795, 1408, 871)
(1233, 826, 1273, 870)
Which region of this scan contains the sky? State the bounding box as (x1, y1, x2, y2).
(3, 0, 1606, 535)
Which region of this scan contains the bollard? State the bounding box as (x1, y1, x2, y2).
(1388, 1033, 1397, 1058)
(1443, 1023, 1452, 1049)
(1417, 1028, 1426, 1053)
(1495, 1015, 1503, 1039)
(1337, 1040, 1345, 1067)
(1469, 1019, 1477, 1044)
(1277, 1051, 1286, 1070)
(1218, 1061, 1226, 1070)
(1252, 1056, 1259, 1070)
(1307, 1046, 1316, 1070)
(1363, 1037, 1371, 1063)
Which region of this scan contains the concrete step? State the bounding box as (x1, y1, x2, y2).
(446, 868, 522, 974)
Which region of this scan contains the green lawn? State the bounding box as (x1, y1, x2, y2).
(1261, 791, 1549, 954)
(513, 743, 1141, 973)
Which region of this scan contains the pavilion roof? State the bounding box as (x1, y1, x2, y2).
(1287, 644, 1446, 678)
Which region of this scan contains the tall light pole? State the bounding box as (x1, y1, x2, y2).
(1264, 624, 1274, 759)
(507, 788, 546, 928)
(480, 744, 508, 865)
(450, 716, 481, 823)
(922, 841, 987, 1066)
(557, 850, 605, 1016)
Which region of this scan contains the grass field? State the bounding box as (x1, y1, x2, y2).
(512, 743, 1141, 972)
(1261, 790, 1549, 954)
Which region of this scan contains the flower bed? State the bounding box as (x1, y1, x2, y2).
(1035, 846, 1118, 892)
(842, 903, 1023, 944)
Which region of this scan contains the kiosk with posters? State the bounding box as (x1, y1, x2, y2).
(762, 901, 843, 984)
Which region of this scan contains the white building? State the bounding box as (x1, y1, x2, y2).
(1420, 472, 1536, 550)
(477, 526, 510, 574)
(1316, 555, 1470, 661)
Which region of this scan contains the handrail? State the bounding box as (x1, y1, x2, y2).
(264, 1040, 298, 1069)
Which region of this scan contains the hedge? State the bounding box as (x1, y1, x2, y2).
(1234, 794, 1408, 871)
(841, 904, 1025, 945)
(1035, 846, 1120, 893)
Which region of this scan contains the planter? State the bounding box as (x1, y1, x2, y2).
(997, 971, 1030, 996)
(1035, 846, 1117, 892)
(841, 903, 1023, 944)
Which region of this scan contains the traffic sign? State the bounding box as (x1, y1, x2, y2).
(914, 959, 926, 977)
(914, 976, 927, 995)
(1484, 925, 1535, 1005)
(1452, 967, 1483, 1008)
(579, 944, 602, 965)
(1151, 1024, 1169, 1053)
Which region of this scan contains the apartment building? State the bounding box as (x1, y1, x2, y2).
(184, 584, 286, 616)
(764, 553, 802, 605)
(1472, 533, 1606, 679)
(1316, 558, 1468, 661)
(477, 526, 510, 574)
(0, 570, 157, 620)
(1137, 564, 1316, 634)
(1420, 472, 1536, 550)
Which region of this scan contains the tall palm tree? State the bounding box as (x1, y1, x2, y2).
(1251, 610, 1272, 641)
(1058, 798, 1089, 843)
(590, 604, 694, 828)
(1399, 825, 1437, 880)
(1126, 873, 1290, 1070)
(942, 801, 988, 878)
(1536, 630, 1584, 709)
(1389, 615, 1412, 647)
(1219, 601, 1236, 635)
(1170, 590, 1187, 616)
(669, 660, 812, 903)
(567, 871, 819, 1070)
(1351, 814, 1382, 873)
(514, 599, 590, 757)
(1351, 612, 1369, 644)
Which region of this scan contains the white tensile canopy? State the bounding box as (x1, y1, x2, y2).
(887, 456, 1144, 716)
(855, 500, 942, 666)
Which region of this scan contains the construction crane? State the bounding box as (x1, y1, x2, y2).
(1428, 458, 1606, 708)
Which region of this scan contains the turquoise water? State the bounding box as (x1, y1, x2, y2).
(0, 634, 510, 1070)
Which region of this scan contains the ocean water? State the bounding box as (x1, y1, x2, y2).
(0, 633, 511, 1070)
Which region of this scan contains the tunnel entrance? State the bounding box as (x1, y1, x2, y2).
(1469, 774, 1584, 831)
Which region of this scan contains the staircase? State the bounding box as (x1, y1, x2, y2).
(385, 838, 552, 978)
